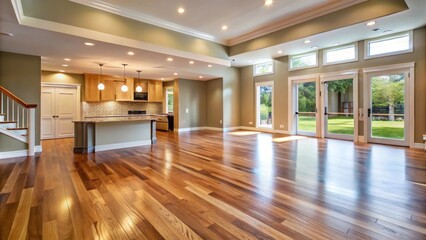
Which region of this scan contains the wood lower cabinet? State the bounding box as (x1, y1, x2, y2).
(148, 80, 163, 102)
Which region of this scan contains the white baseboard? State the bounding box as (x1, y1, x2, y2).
(204, 127, 224, 131)
(95, 140, 152, 152)
(177, 127, 206, 132)
(0, 145, 42, 159)
(413, 143, 425, 150)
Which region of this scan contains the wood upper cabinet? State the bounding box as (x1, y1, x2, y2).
(115, 78, 134, 101)
(100, 76, 115, 101)
(148, 80, 163, 102)
(84, 74, 100, 102)
(133, 78, 148, 93)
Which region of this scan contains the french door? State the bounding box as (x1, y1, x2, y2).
(294, 80, 319, 136)
(365, 70, 409, 146)
(41, 86, 77, 139)
(256, 81, 273, 129)
(322, 78, 355, 141)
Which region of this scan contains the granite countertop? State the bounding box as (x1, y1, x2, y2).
(73, 115, 158, 123)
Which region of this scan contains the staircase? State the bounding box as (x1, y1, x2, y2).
(0, 86, 37, 156)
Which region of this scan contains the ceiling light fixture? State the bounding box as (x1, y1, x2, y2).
(208, 64, 212, 68)
(264, 0, 273, 6)
(173, 73, 178, 76)
(59, 70, 65, 73)
(121, 64, 129, 92)
(199, 76, 204, 79)
(127, 51, 135, 56)
(277, 50, 282, 54)
(304, 40, 311, 44)
(222, 25, 228, 31)
(97, 63, 105, 91)
(62, 64, 68, 67)
(178, 7, 185, 14)
(135, 70, 143, 92)
(366, 21, 376, 26)
(0, 32, 14, 37)
(64, 58, 71, 61)
(189, 61, 194, 64)
(311, 46, 318, 49)
(167, 57, 173, 62)
(161, 78, 165, 80)
(84, 42, 95, 46)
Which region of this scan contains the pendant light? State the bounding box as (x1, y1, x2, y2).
(135, 70, 143, 92)
(97, 63, 105, 90)
(121, 64, 128, 92)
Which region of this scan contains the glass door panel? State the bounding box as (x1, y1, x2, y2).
(368, 73, 407, 145)
(256, 83, 273, 128)
(296, 81, 317, 136)
(324, 79, 354, 140)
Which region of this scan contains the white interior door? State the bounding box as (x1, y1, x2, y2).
(366, 70, 409, 146)
(41, 86, 77, 139)
(41, 87, 55, 139)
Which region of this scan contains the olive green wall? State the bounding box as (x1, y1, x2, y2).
(206, 78, 223, 128)
(0, 51, 41, 151)
(178, 79, 207, 129)
(223, 68, 240, 128)
(22, 0, 228, 60)
(239, 27, 426, 143)
(42, 71, 84, 85)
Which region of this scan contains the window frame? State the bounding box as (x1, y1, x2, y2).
(289, 51, 318, 71)
(323, 43, 358, 66)
(253, 61, 274, 77)
(165, 87, 174, 113)
(364, 31, 413, 59)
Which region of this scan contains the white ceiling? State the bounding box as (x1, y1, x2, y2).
(0, 0, 425, 78)
(70, 0, 363, 45)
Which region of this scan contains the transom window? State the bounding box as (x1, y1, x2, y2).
(365, 31, 413, 59)
(289, 52, 318, 70)
(254, 61, 274, 76)
(323, 44, 357, 65)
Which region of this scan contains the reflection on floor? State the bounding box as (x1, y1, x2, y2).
(0, 130, 425, 239)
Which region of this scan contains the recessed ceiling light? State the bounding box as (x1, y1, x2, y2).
(264, 0, 273, 6)
(0, 32, 14, 37)
(62, 64, 68, 67)
(167, 57, 173, 62)
(304, 40, 311, 44)
(161, 78, 165, 80)
(199, 76, 204, 79)
(173, 73, 178, 76)
(222, 25, 228, 31)
(127, 51, 135, 56)
(189, 61, 194, 64)
(64, 58, 71, 61)
(84, 42, 95, 46)
(59, 70, 65, 73)
(208, 64, 212, 68)
(178, 7, 185, 14)
(311, 46, 318, 49)
(277, 50, 282, 54)
(366, 21, 376, 26)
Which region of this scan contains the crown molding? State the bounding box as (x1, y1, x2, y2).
(227, 0, 366, 46)
(69, 0, 225, 44)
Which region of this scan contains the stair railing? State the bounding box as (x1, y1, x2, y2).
(0, 86, 37, 156)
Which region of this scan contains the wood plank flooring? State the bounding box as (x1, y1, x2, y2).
(0, 130, 425, 239)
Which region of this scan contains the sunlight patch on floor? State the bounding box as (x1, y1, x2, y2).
(229, 131, 260, 136)
(273, 136, 307, 142)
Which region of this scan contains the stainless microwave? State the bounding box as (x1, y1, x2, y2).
(134, 92, 148, 100)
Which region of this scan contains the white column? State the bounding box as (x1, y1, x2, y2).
(28, 108, 35, 156)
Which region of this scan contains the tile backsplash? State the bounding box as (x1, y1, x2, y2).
(82, 101, 163, 117)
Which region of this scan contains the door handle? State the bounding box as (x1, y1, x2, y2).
(324, 107, 328, 115)
(295, 112, 299, 115)
(367, 109, 371, 118)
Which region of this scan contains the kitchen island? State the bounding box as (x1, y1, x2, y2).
(73, 116, 157, 153)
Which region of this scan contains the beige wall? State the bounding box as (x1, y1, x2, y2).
(223, 68, 240, 128)
(239, 27, 426, 142)
(206, 78, 223, 128)
(42, 71, 84, 85)
(178, 79, 207, 128)
(0, 51, 41, 151)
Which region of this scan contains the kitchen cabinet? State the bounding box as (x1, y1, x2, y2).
(115, 78, 134, 101)
(84, 74, 134, 102)
(133, 78, 148, 93)
(148, 80, 163, 102)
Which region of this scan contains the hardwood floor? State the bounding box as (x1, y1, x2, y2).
(1, 130, 425, 239)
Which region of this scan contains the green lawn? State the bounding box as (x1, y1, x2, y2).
(298, 116, 404, 139)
